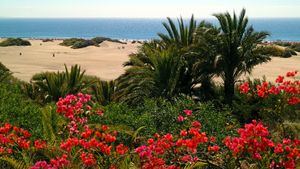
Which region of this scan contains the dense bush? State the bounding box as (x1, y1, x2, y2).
(90, 97, 239, 143)
(0, 62, 11, 82)
(24, 64, 93, 103)
(60, 37, 125, 49)
(0, 78, 43, 139)
(274, 41, 300, 52)
(0, 38, 31, 46)
(0, 93, 298, 168)
(257, 45, 297, 58)
(234, 71, 300, 138)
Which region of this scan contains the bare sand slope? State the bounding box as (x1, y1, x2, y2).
(0, 40, 139, 81)
(0, 39, 299, 82)
(246, 56, 300, 81)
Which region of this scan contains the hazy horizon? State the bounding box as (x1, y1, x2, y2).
(1, 0, 300, 18)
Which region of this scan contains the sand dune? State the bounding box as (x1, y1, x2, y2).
(0, 40, 139, 81)
(0, 39, 299, 82)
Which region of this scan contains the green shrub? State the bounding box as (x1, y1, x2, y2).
(59, 38, 86, 47)
(0, 38, 31, 46)
(257, 45, 297, 58)
(0, 79, 43, 139)
(60, 37, 125, 49)
(0, 62, 11, 82)
(90, 97, 239, 143)
(26, 64, 93, 103)
(71, 40, 96, 49)
(91, 37, 110, 44)
(290, 43, 300, 52)
(233, 78, 300, 127)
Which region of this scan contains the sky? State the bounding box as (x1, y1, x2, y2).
(0, 0, 300, 18)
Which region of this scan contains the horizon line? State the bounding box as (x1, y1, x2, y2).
(1, 16, 300, 19)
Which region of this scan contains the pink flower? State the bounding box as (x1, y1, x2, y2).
(177, 115, 184, 122)
(183, 109, 192, 116)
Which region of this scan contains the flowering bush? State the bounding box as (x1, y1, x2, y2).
(31, 93, 129, 168)
(135, 110, 221, 168)
(236, 71, 300, 125)
(0, 93, 299, 168)
(224, 120, 300, 169)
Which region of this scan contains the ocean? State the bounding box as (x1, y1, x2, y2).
(0, 18, 300, 41)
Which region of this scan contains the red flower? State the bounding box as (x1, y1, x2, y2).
(208, 145, 220, 152)
(239, 82, 250, 94)
(116, 144, 129, 155)
(34, 140, 47, 150)
(80, 152, 96, 166)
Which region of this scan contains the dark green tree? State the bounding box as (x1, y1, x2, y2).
(213, 9, 270, 103)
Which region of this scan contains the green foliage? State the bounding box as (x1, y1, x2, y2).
(41, 105, 66, 143)
(0, 38, 31, 47)
(0, 62, 12, 82)
(0, 79, 43, 139)
(90, 79, 117, 106)
(233, 78, 300, 127)
(115, 46, 184, 104)
(59, 38, 86, 47)
(212, 9, 270, 103)
(0, 157, 27, 169)
(60, 37, 125, 49)
(257, 45, 297, 58)
(158, 15, 197, 47)
(26, 64, 93, 103)
(71, 39, 96, 49)
(274, 41, 300, 52)
(91, 97, 238, 143)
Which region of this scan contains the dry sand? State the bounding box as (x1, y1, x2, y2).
(0, 39, 139, 81)
(0, 39, 299, 82)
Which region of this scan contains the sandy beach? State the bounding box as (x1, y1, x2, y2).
(0, 39, 299, 82)
(0, 39, 139, 81)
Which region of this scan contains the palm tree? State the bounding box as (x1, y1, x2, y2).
(213, 9, 270, 103)
(91, 80, 116, 106)
(115, 44, 183, 104)
(158, 15, 197, 48)
(29, 64, 92, 103)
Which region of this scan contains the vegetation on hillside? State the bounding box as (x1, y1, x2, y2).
(60, 37, 125, 49)
(0, 38, 31, 46)
(258, 45, 297, 58)
(274, 41, 300, 52)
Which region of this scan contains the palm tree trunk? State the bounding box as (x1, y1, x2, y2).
(224, 76, 235, 104)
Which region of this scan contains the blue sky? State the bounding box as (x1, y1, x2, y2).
(0, 0, 299, 18)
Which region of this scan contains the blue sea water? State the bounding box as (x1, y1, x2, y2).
(0, 18, 299, 41)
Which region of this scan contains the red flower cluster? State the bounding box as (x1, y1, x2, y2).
(136, 110, 219, 169)
(0, 123, 44, 155)
(31, 93, 129, 168)
(224, 120, 300, 168)
(31, 154, 70, 169)
(239, 71, 300, 105)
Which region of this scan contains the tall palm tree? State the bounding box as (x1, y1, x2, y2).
(213, 9, 270, 103)
(157, 16, 200, 95)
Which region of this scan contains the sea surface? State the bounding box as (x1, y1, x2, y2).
(0, 18, 300, 41)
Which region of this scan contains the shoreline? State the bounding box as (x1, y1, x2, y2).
(0, 37, 299, 43)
